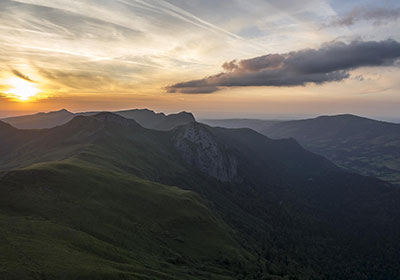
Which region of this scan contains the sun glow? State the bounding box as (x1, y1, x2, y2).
(5, 77, 40, 101)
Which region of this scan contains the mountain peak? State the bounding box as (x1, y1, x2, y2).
(172, 111, 195, 120)
(56, 109, 72, 114)
(35, 109, 73, 116)
(314, 114, 382, 123)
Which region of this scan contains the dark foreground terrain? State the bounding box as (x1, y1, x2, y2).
(1, 112, 400, 279)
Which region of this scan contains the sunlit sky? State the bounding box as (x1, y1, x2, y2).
(0, 0, 400, 119)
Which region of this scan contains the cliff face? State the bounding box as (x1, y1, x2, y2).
(174, 123, 238, 182)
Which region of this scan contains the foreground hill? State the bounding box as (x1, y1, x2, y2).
(0, 162, 250, 280)
(1, 113, 400, 279)
(2, 108, 195, 130)
(0, 115, 252, 279)
(203, 114, 400, 185)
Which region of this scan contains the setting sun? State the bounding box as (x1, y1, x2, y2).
(5, 77, 40, 101)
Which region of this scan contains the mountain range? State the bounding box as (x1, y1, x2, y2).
(203, 114, 400, 185)
(1, 110, 400, 279)
(1, 108, 195, 130)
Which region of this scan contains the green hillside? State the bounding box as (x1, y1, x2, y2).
(0, 159, 254, 280)
(1, 113, 400, 279)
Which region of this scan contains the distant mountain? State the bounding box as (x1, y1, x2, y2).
(201, 118, 280, 131)
(117, 109, 195, 130)
(204, 114, 400, 185)
(2, 109, 74, 129)
(1, 108, 196, 130)
(1, 113, 400, 279)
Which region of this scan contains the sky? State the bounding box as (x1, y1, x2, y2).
(0, 0, 400, 119)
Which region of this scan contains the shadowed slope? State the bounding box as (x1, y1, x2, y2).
(204, 114, 400, 185)
(261, 114, 400, 184)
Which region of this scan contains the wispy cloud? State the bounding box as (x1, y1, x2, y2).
(11, 68, 36, 82)
(119, 0, 243, 39)
(37, 67, 137, 92)
(330, 6, 400, 26)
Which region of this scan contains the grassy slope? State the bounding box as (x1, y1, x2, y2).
(0, 159, 254, 280)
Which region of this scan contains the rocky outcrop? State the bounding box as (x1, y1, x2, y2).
(174, 123, 237, 182)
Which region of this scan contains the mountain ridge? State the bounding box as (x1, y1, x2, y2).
(1, 108, 196, 131)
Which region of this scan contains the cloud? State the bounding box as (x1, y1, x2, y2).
(331, 6, 400, 26)
(222, 60, 239, 72)
(167, 39, 400, 94)
(11, 69, 36, 83)
(167, 86, 219, 94)
(37, 67, 138, 92)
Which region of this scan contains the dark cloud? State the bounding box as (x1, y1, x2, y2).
(222, 60, 238, 72)
(331, 6, 400, 26)
(167, 39, 400, 94)
(11, 69, 36, 83)
(167, 86, 219, 94)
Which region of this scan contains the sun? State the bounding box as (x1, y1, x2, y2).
(5, 77, 40, 101)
